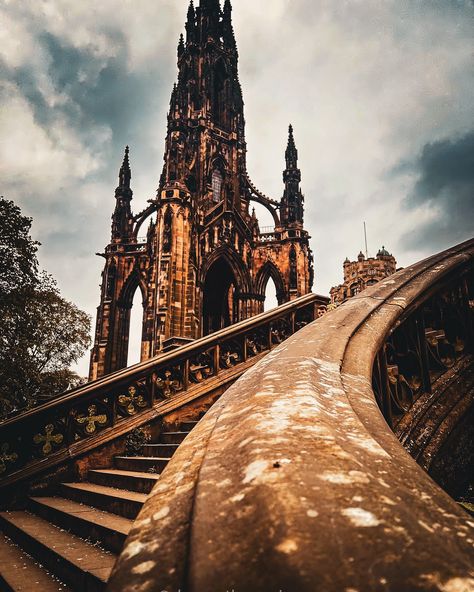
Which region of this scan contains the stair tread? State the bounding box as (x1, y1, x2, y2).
(62, 482, 148, 503)
(162, 431, 188, 435)
(0, 511, 115, 582)
(29, 497, 133, 536)
(89, 469, 161, 481)
(0, 534, 71, 592)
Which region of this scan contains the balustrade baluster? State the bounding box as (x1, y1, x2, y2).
(415, 311, 432, 395)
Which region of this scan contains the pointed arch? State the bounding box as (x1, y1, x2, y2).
(255, 261, 286, 304)
(200, 245, 251, 294)
(118, 268, 147, 310)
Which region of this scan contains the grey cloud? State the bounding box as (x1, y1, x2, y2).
(401, 131, 474, 249)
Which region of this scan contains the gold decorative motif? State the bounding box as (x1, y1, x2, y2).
(155, 371, 180, 399)
(33, 424, 64, 455)
(189, 354, 213, 383)
(76, 404, 108, 435)
(0, 443, 18, 474)
(117, 386, 148, 416)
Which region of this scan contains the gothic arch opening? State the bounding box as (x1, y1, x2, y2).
(256, 262, 286, 309)
(202, 257, 238, 336)
(264, 276, 279, 312)
(117, 272, 146, 369)
(128, 288, 144, 366)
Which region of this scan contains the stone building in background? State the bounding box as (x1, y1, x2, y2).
(330, 247, 397, 305)
(89, 0, 314, 381)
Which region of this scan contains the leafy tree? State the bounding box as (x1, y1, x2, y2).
(0, 198, 91, 416)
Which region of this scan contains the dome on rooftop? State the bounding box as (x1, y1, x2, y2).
(377, 246, 391, 257)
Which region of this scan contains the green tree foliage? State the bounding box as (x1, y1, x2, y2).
(0, 198, 91, 416)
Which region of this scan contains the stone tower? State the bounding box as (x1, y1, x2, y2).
(330, 247, 397, 304)
(89, 0, 314, 380)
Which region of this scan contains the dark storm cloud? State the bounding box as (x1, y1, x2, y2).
(2, 30, 168, 161)
(402, 131, 474, 249)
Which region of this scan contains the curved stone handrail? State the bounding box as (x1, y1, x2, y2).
(108, 239, 474, 592)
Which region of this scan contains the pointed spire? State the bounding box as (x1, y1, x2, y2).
(281, 125, 303, 227)
(200, 0, 220, 11)
(112, 146, 133, 240)
(170, 83, 177, 108)
(178, 33, 185, 58)
(222, 0, 237, 52)
(285, 124, 298, 169)
(199, 0, 221, 40)
(118, 145, 131, 189)
(186, 0, 196, 42)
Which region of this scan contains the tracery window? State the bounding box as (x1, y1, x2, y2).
(212, 170, 223, 203)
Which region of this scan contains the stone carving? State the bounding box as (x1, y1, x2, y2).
(117, 385, 148, 416)
(33, 424, 64, 456)
(0, 442, 19, 475)
(189, 352, 214, 383)
(155, 369, 182, 399)
(75, 404, 108, 435)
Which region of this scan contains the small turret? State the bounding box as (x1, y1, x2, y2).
(178, 33, 185, 59)
(222, 0, 237, 54)
(112, 146, 134, 241)
(281, 125, 304, 227)
(186, 1, 196, 43)
(285, 124, 298, 171)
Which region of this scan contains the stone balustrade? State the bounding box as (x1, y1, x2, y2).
(108, 238, 474, 592)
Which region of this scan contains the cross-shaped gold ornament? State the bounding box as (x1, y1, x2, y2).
(76, 405, 108, 435)
(0, 443, 18, 474)
(33, 424, 64, 455)
(118, 386, 147, 415)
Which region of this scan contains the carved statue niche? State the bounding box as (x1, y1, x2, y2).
(163, 208, 173, 253)
(106, 260, 117, 300)
(290, 245, 298, 289)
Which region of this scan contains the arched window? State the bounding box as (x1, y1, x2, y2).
(212, 170, 223, 203)
(264, 276, 278, 312)
(128, 288, 144, 367)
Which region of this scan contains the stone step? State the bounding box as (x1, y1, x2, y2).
(59, 483, 146, 520)
(114, 456, 170, 473)
(0, 511, 115, 592)
(160, 431, 189, 444)
(0, 534, 71, 592)
(88, 469, 161, 494)
(142, 443, 179, 458)
(180, 420, 199, 431)
(28, 497, 132, 554)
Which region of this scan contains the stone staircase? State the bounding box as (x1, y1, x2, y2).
(0, 420, 199, 591)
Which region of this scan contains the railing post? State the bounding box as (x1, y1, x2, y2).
(375, 347, 393, 429)
(214, 344, 220, 376)
(415, 310, 432, 395)
(150, 371, 157, 406)
(183, 359, 190, 391)
(242, 334, 248, 362)
(461, 277, 474, 352)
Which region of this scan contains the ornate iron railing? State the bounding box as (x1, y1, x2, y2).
(372, 259, 473, 430)
(0, 293, 326, 484)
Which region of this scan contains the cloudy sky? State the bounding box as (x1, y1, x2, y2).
(1, 0, 473, 375)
